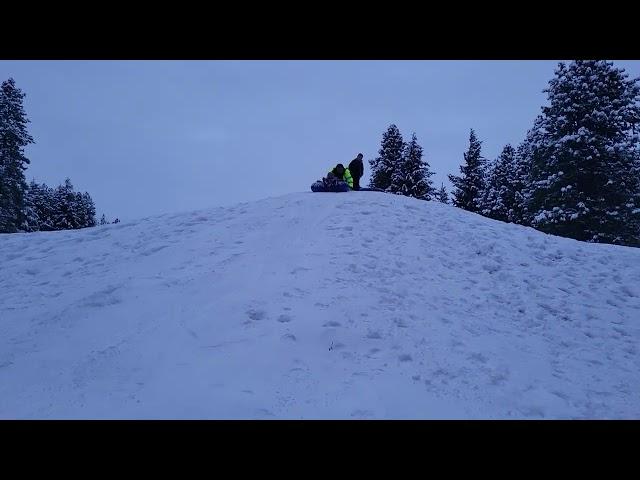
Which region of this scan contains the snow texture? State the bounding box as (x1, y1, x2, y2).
(1, 192, 639, 419)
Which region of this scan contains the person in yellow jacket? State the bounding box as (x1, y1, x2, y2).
(328, 163, 353, 189)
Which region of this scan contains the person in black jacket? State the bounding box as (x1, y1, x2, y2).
(348, 153, 364, 191)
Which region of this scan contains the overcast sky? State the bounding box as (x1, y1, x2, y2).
(2, 60, 639, 220)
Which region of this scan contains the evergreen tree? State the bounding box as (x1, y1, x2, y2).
(510, 132, 536, 225)
(100, 213, 108, 225)
(448, 129, 487, 213)
(480, 144, 517, 222)
(74, 191, 87, 228)
(81, 192, 96, 227)
(53, 178, 78, 230)
(0, 78, 35, 233)
(32, 182, 56, 231)
(390, 133, 436, 200)
(22, 182, 40, 232)
(369, 124, 405, 191)
(526, 60, 640, 246)
(435, 183, 449, 204)
(632, 146, 640, 238)
(27, 178, 96, 231)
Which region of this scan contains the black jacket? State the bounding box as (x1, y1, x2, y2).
(348, 157, 364, 190)
(348, 157, 364, 179)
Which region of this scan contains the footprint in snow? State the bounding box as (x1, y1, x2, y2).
(323, 320, 341, 327)
(246, 309, 267, 321)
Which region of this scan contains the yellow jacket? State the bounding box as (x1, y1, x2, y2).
(329, 167, 353, 189)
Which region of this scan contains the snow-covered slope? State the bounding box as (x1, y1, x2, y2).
(1, 192, 639, 419)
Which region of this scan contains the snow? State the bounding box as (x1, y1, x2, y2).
(1, 192, 639, 419)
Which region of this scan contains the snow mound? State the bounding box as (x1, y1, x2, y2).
(1, 192, 639, 418)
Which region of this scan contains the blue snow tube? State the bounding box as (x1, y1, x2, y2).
(310, 180, 350, 192)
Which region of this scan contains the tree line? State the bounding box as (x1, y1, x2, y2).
(369, 60, 640, 247)
(0, 78, 101, 233)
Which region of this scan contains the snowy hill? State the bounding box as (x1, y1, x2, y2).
(1, 192, 639, 419)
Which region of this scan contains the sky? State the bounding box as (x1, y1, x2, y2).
(1, 60, 639, 220)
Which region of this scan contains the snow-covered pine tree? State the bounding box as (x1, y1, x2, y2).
(478, 156, 496, 216)
(100, 213, 108, 225)
(448, 129, 487, 213)
(0, 78, 35, 233)
(526, 60, 640, 246)
(22, 182, 40, 232)
(509, 130, 537, 225)
(81, 192, 96, 227)
(33, 182, 56, 231)
(436, 183, 449, 204)
(53, 178, 79, 230)
(390, 132, 435, 200)
(480, 144, 517, 222)
(369, 124, 405, 191)
(74, 191, 87, 228)
(633, 144, 640, 237)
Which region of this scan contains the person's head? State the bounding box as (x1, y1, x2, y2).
(335, 163, 345, 176)
(357, 153, 363, 160)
